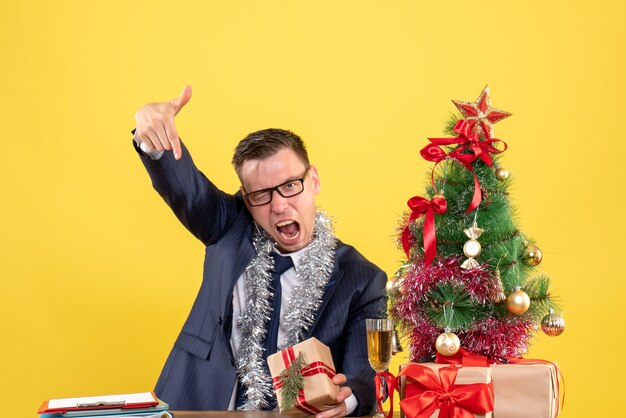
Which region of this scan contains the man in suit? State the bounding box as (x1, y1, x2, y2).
(133, 86, 387, 417)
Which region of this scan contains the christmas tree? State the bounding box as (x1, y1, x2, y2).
(390, 86, 565, 363)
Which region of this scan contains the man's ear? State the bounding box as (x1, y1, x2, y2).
(308, 165, 321, 194)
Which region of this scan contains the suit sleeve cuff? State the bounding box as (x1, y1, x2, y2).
(131, 129, 165, 160)
(344, 393, 358, 416)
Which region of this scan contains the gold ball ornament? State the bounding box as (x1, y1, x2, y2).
(386, 276, 401, 297)
(495, 167, 510, 181)
(523, 243, 543, 266)
(435, 330, 461, 356)
(507, 286, 531, 315)
(541, 309, 565, 336)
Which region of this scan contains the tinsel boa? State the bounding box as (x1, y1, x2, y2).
(235, 212, 337, 410)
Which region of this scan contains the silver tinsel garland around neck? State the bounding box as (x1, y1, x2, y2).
(235, 212, 337, 410)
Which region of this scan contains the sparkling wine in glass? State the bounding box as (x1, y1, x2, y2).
(366, 318, 394, 418)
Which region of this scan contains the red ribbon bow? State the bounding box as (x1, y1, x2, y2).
(420, 143, 482, 213)
(374, 371, 398, 418)
(272, 346, 337, 415)
(401, 194, 447, 265)
(398, 364, 494, 418)
(418, 120, 507, 215)
(428, 120, 508, 167)
(421, 120, 507, 214)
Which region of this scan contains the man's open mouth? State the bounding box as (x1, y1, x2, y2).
(276, 220, 300, 241)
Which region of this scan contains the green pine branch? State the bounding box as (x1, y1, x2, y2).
(423, 282, 478, 330)
(278, 352, 307, 411)
(523, 274, 559, 321)
(444, 113, 462, 136)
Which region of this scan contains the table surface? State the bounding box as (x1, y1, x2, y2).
(172, 412, 393, 418)
(173, 413, 283, 418)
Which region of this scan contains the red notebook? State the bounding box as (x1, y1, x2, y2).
(38, 392, 159, 414)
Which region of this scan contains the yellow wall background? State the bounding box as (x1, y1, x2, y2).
(1, 1, 624, 416)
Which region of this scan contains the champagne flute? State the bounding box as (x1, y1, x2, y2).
(366, 318, 394, 418)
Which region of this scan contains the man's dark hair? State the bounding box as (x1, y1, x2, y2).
(232, 128, 310, 180)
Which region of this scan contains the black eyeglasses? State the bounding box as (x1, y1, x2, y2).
(243, 167, 310, 207)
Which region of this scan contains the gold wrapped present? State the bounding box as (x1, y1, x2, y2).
(267, 337, 340, 417)
(491, 360, 562, 418)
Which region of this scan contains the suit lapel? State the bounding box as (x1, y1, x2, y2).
(233, 223, 256, 278)
(304, 255, 345, 339)
(223, 221, 255, 342)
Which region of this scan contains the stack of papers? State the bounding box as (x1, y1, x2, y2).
(38, 392, 172, 418)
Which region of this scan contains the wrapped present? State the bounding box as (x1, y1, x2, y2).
(267, 337, 339, 417)
(434, 350, 563, 418)
(398, 363, 494, 418)
(491, 360, 562, 418)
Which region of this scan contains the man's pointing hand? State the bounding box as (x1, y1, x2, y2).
(134, 85, 192, 160)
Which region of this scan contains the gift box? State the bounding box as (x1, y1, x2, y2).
(491, 361, 561, 418)
(432, 349, 562, 418)
(398, 363, 494, 418)
(267, 337, 340, 417)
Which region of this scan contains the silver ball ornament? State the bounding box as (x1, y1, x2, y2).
(541, 309, 565, 336)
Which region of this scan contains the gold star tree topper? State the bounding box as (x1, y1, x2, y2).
(452, 86, 512, 139)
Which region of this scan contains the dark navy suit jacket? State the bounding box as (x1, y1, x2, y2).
(137, 142, 387, 416)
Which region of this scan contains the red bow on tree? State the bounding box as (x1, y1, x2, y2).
(419, 119, 508, 213)
(419, 143, 482, 213)
(401, 194, 447, 265)
(428, 120, 507, 167)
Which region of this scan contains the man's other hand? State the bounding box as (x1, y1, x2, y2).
(316, 373, 353, 418)
(134, 85, 192, 160)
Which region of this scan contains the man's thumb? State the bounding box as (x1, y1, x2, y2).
(171, 85, 192, 115)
